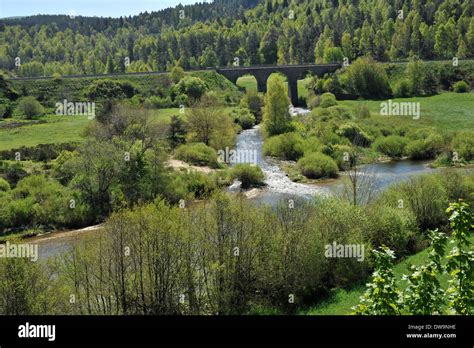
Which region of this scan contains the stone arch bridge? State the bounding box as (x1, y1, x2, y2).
(216, 63, 341, 106)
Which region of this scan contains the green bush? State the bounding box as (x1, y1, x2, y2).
(453, 132, 474, 162)
(0, 104, 6, 118)
(330, 144, 356, 169)
(263, 132, 304, 160)
(353, 104, 371, 119)
(365, 205, 416, 255)
(373, 135, 408, 159)
(175, 76, 208, 101)
(14, 96, 44, 119)
(144, 95, 173, 108)
(235, 108, 256, 130)
(297, 152, 339, 179)
(344, 57, 392, 98)
(175, 143, 220, 168)
(0, 178, 10, 192)
(406, 133, 444, 160)
(336, 122, 372, 146)
(240, 90, 264, 123)
(231, 164, 265, 189)
(319, 92, 337, 108)
(393, 79, 412, 98)
(452, 81, 469, 93)
(86, 79, 138, 100)
(0, 175, 90, 232)
(378, 174, 448, 231)
(180, 171, 217, 198)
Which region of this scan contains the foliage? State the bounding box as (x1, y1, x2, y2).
(167, 115, 187, 149)
(354, 202, 473, 315)
(14, 96, 44, 119)
(445, 202, 474, 314)
(263, 132, 304, 161)
(452, 81, 469, 93)
(319, 92, 337, 108)
(170, 66, 185, 84)
(344, 57, 392, 99)
(263, 74, 292, 136)
(240, 90, 264, 123)
(0, 177, 10, 192)
(175, 76, 208, 101)
(86, 79, 137, 100)
(353, 247, 401, 315)
(186, 94, 235, 149)
(175, 143, 220, 168)
(234, 108, 256, 130)
(231, 164, 265, 189)
(372, 135, 408, 159)
(393, 79, 412, 98)
(297, 152, 338, 179)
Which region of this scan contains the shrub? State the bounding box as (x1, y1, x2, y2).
(180, 171, 217, 198)
(175, 143, 220, 168)
(365, 205, 416, 255)
(378, 174, 448, 231)
(353, 104, 371, 119)
(235, 108, 256, 130)
(319, 92, 337, 108)
(170, 66, 185, 84)
(231, 164, 264, 189)
(144, 96, 173, 108)
(406, 133, 444, 160)
(86, 79, 137, 100)
(0, 104, 6, 118)
(0, 178, 10, 192)
(14, 97, 44, 119)
(330, 144, 356, 169)
(336, 122, 372, 146)
(297, 152, 338, 179)
(345, 57, 392, 98)
(263, 132, 304, 161)
(240, 90, 264, 123)
(373, 135, 408, 159)
(452, 81, 469, 93)
(393, 79, 412, 97)
(175, 76, 208, 101)
(453, 132, 474, 162)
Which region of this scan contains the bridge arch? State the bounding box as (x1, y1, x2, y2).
(216, 64, 341, 106)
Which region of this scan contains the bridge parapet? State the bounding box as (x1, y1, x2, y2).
(216, 63, 341, 106)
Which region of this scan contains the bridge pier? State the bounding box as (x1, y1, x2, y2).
(216, 64, 341, 108)
(288, 77, 299, 106)
(257, 78, 267, 93)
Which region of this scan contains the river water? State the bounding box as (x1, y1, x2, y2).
(231, 123, 436, 206)
(29, 111, 458, 259)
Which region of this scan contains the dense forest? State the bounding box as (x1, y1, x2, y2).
(1, 0, 474, 76)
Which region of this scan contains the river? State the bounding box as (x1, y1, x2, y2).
(29, 112, 459, 259)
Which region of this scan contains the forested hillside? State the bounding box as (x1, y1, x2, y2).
(1, 0, 473, 77)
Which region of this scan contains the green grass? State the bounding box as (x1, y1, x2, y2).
(236, 75, 258, 92)
(338, 92, 474, 132)
(0, 115, 90, 151)
(147, 108, 181, 124)
(304, 234, 474, 315)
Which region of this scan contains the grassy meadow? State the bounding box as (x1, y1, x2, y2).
(339, 92, 474, 132)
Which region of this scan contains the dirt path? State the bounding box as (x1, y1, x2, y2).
(166, 159, 217, 174)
